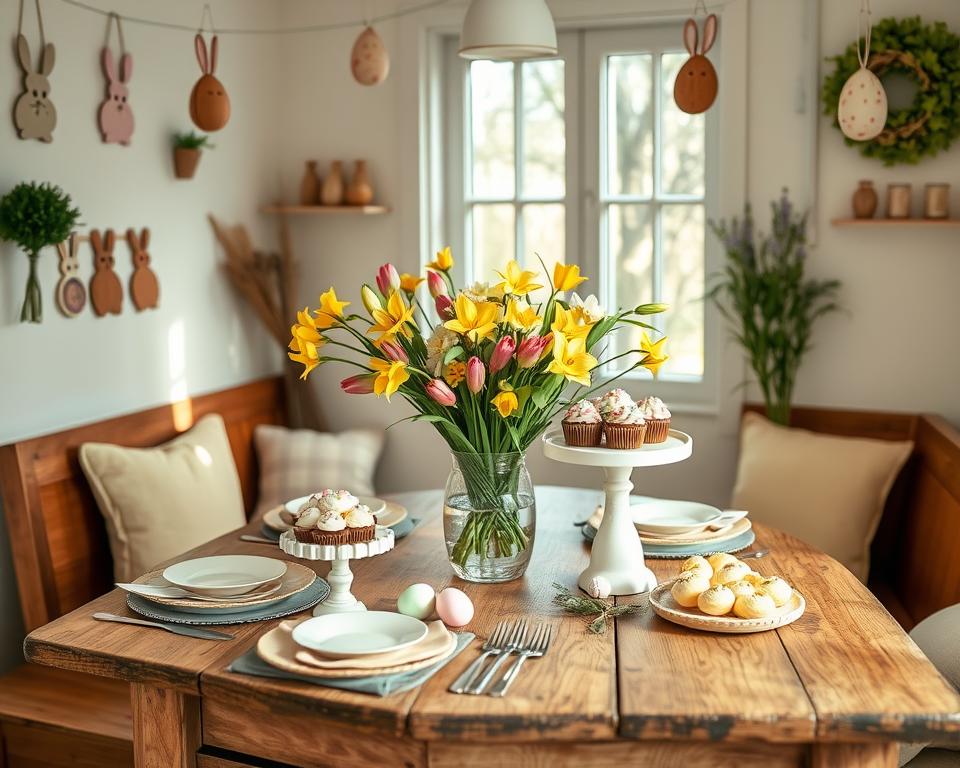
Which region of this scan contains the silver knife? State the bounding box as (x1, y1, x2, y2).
(93, 612, 234, 641)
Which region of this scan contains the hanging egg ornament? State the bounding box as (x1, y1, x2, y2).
(190, 34, 231, 132)
(837, 66, 887, 141)
(351, 26, 389, 86)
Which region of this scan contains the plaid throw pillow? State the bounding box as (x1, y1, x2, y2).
(253, 425, 384, 516)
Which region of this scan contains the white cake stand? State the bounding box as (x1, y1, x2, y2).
(279, 526, 395, 615)
(542, 429, 693, 595)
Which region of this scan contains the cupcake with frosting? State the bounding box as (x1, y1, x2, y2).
(637, 396, 672, 443)
(562, 399, 603, 446)
(292, 489, 377, 545)
(595, 389, 646, 448)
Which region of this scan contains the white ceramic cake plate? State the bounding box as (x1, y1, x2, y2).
(542, 429, 693, 596)
(279, 526, 395, 616)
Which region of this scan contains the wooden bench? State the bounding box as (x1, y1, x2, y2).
(0, 377, 286, 768)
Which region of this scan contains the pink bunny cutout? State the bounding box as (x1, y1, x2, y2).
(98, 47, 134, 145)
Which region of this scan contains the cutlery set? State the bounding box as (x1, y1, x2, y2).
(449, 619, 553, 697)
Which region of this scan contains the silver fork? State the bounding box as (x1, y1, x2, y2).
(448, 620, 511, 694)
(488, 623, 552, 697)
(465, 619, 527, 695)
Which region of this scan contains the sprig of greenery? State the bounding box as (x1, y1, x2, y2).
(551, 581, 646, 634)
(173, 131, 214, 150)
(0, 182, 81, 256)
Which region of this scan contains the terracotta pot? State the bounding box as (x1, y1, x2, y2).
(851, 180, 877, 219)
(299, 161, 320, 205)
(886, 183, 912, 219)
(174, 148, 201, 179)
(345, 160, 374, 206)
(321, 161, 345, 206)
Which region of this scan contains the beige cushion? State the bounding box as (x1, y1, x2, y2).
(253, 425, 384, 517)
(732, 411, 912, 582)
(80, 414, 246, 581)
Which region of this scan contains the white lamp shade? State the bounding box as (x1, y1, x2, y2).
(458, 0, 558, 60)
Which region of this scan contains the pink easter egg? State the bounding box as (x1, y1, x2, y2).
(435, 587, 474, 628)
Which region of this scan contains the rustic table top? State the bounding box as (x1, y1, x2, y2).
(24, 486, 960, 746)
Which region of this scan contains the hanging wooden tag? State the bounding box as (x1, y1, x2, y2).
(190, 33, 231, 131)
(13, 0, 57, 142)
(98, 13, 135, 145)
(127, 227, 159, 311)
(673, 13, 719, 115)
(89, 229, 123, 316)
(55, 233, 87, 317)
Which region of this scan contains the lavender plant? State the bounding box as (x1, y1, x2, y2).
(707, 190, 840, 425)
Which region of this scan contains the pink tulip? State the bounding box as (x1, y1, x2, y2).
(489, 336, 516, 374)
(517, 334, 552, 368)
(376, 263, 401, 295)
(380, 340, 409, 363)
(341, 373, 376, 395)
(427, 270, 448, 298)
(425, 378, 457, 406)
(466, 356, 486, 393)
(435, 294, 455, 320)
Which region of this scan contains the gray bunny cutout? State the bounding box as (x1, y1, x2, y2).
(14, 34, 57, 142)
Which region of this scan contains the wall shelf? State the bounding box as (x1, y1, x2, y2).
(261, 204, 390, 216)
(831, 218, 960, 227)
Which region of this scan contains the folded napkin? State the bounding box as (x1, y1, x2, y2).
(229, 630, 474, 696)
(293, 619, 453, 670)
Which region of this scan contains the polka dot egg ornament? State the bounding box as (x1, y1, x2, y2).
(837, 0, 887, 141)
(351, 26, 389, 86)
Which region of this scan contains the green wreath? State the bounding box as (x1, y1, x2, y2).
(822, 16, 960, 165)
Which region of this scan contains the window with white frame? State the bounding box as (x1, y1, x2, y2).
(441, 24, 714, 385)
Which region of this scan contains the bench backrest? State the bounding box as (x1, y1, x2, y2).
(0, 377, 286, 632)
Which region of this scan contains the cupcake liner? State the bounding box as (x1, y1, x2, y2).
(562, 421, 603, 447)
(293, 525, 376, 546)
(603, 422, 647, 449)
(643, 417, 671, 444)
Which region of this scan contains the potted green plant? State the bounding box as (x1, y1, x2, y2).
(172, 131, 213, 179)
(0, 182, 81, 323)
(708, 190, 841, 425)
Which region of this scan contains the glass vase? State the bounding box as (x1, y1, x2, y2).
(443, 451, 536, 583)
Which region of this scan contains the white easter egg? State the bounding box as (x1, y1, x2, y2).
(397, 583, 436, 620)
(435, 587, 474, 628)
(837, 67, 887, 141)
(351, 26, 390, 86)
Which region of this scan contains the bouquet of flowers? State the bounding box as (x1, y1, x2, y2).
(289, 248, 668, 576)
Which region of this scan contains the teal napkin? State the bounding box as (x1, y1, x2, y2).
(228, 630, 474, 697)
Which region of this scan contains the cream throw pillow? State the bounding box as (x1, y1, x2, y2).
(80, 414, 246, 581)
(253, 425, 384, 517)
(732, 411, 912, 582)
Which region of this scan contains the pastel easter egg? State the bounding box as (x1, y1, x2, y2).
(397, 583, 435, 620)
(351, 26, 389, 86)
(435, 587, 474, 628)
(837, 67, 887, 141)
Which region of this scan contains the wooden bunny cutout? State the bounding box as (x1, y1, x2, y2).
(190, 34, 230, 132)
(14, 35, 57, 142)
(673, 14, 718, 115)
(98, 48, 134, 144)
(89, 229, 123, 316)
(56, 234, 87, 317)
(127, 228, 159, 311)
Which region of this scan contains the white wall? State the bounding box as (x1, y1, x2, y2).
(0, 0, 283, 671)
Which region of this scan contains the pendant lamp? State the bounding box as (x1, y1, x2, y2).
(458, 0, 558, 60)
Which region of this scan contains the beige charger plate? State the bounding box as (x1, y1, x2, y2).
(639, 517, 752, 546)
(134, 562, 317, 611)
(262, 501, 408, 531)
(649, 581, 805, 634)
(257, 619, 457, 678)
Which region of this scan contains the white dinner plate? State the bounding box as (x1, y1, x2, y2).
(291, 611, 429, 658)
(162, 555, 288, 597)
(631, 500, 723, 535)
(283, 494, 387, 519)
(376, 501, 408, 528)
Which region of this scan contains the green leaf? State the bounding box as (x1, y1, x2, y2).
(444, 345, 465, 364)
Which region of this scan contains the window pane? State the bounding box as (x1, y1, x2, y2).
(470, 61, 514, 198)
(607, 203, 653, 372)
(471, 204, 515, 285)
(606, 54, 653, 198)
(522, 59, 565, 198)
(661, 204, 704, 376)
(660, 52, 705, 196)
(521, 204, 565, 304)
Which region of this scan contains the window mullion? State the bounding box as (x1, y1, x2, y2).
(463, 62, 475, 284)
(514, 63, 524, 264)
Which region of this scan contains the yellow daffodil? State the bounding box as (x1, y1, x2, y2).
(491, 382, 519, 418)
(444, 294, 499, 343)
(288, 309, 325, 380)
(428, 246, 454, 272)
(547, 334, 598, 386)
(505, 299, 541, 331)
(313, 287, 350, 329)
(443, 360, 467, 387)
(551, 304, 591, 341)
(369, 358, 410, 401)
(639, 332, 669, 377)
(553, 262, 588, 292)
(399, 273, 425, 293)
(495, 260, 543, 297)
(367, 291, 415, 346)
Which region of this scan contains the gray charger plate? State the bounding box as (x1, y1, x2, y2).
(581, 524, 756, 558)
(127, 578, 329, 625)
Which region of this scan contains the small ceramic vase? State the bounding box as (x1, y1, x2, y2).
(299, 161, 320, 205)
(345, 160, 374, 206)
(924, 183, 950, 219)
(886, 183, 912, 219)
(851, 180, 877, 219)
(321, 161, 344, 206)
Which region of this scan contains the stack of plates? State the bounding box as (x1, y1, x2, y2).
(256, 611, 458, 679)
(582, 499, 755, 558)
(123, 555, 328, 625)
(259, 497, 410, 541)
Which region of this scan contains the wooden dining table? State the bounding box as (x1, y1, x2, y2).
(23, 486, 960, 768)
